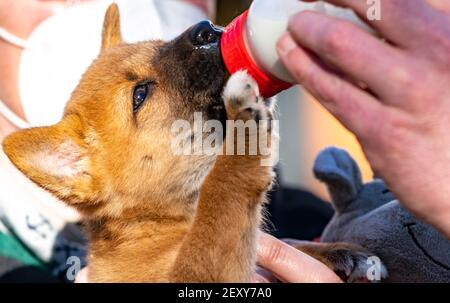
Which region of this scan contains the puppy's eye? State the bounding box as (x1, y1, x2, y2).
(133, 83, 154, 113)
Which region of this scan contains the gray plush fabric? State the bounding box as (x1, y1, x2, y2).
(315, 147, 450, 283)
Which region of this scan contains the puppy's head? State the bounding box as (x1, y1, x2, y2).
(2, 4, 227, 218)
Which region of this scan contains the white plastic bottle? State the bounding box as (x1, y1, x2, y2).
(221, 0, 371, 97)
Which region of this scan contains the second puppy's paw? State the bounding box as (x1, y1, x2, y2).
(318, 243, 388, 283)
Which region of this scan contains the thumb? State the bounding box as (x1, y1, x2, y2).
(257, 233, 342, 283)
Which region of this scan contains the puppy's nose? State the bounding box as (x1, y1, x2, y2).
(190, 21, 222, 46)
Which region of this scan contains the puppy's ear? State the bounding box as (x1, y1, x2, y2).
(101, 3, 123, 50)
(2, 115, 98, 206)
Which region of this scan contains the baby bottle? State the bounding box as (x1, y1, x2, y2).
(221, 0, 372, 97)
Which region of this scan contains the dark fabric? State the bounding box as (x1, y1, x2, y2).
(0, 255, 58, 283)
(266, 180, 334, 241)
(0, 232, 46, 280)
(0, 265, 60, 283)
(0, 256, 24, 277)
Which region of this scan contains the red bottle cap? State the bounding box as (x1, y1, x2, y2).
(221, 10, 293, 98)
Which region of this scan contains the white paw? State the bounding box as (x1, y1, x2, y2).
(327, 248, 389, 283)
(222, 71, 274, 121)
(222, 70, 260, 101)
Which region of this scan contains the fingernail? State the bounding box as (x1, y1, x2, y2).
(277, 33, 297, 56)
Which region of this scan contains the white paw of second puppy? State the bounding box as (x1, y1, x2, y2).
(324, 246, 389, 283)
(222, 71, 274, 122)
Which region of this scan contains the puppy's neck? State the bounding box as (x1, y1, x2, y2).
(82, 191, 199, 281)
(87, 212, 190, 240)
(85, 211, 192, 282)
(81, 191, 199, 222)
(84, 194, 196, 251)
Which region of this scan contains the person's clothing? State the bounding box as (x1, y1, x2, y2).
(267, 181, 334, 241)
(0, 148, 86, 281)
(0, 256, 59, 283)
(0, 235, 59, 283)
(0, 233, 43, 270)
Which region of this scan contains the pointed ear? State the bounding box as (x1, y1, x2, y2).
(313, 147, 363, 213)
(2, 115, 97, 205)
(101, 3, 123, 51)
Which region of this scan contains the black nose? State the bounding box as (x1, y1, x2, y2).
(190, 21, 223, 46)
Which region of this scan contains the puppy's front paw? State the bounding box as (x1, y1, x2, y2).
(221, 71, 277, 190)
(222, 71, 274, 123)
(318, 243, 388, 283)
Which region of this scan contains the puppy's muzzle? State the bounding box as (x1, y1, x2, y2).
(189, 21, 223, 46)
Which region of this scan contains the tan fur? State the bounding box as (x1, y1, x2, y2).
(2, 5, 273, 282)
(101, 4, 123, 50)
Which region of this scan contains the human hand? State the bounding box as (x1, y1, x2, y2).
(253, 233, 342, 283)
(277, 0, 450, 238)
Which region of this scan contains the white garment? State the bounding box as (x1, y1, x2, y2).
(0, 148, 85, 275)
